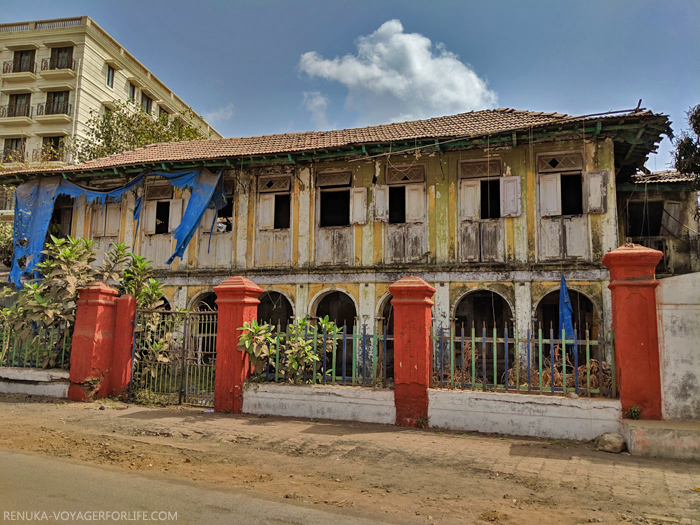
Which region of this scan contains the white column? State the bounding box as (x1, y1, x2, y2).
(359, 282, 376, 331)
(433, 282, 451, 330)
(297, 167, 311, 268)
(235, 190, 249, 269)
(295, 283, 309, 320)
(514, 280, 532, 366)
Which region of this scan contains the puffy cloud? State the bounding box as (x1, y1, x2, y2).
(302, 91, 331, 130)
(203, 102, 234, 124)
(299, 20, 497, 125)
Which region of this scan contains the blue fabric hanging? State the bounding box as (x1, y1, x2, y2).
(559, 275, 576, 348)
(10, 168, 223, 289)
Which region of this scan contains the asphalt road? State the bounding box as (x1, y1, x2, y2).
(0, 450, 393, 525)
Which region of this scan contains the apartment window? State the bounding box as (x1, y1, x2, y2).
(320, 189, 350, 227)
(143, 186, 182, 235)
(91, 201, 121, 238)
(12, 50, 35, 73)
(42, 136, 63, 161)
(159, 106, 169, 118)
(458, 159, 520, 263)
(49, 47, 73, 70)
(128, 83, 136, 101)
(388, 186, 405, 223)
(141, 93, 153, 113)
(106, 65, 115, 88)
(7, 93, 31, 118)
(201, 197, 234, 234)
(258, 176, 292, 230)
(45, 91, 70, 115)
(2, 138, 26, 163)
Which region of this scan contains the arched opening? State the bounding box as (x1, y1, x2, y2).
(314, 291, 357, 378)
(452, 290, 514, 387)
(314, 290, 357, 329)
(257, 291, 294, 331)
(377, 294, 395, 380)
(535, 289, 599, 340)
(159, 297, 171, 311)
(192, 292, 217, 312)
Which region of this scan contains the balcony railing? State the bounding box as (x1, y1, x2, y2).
(0, 104, 34, 118)
(2, 59, 37, 74)
(31, 148, 68, 163)
(37, 101, 72, 116)
(2, 148, 26, 163)
(41, 57, 77, 72)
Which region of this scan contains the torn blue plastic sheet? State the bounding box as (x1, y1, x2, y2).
(10, 168, 223, 289)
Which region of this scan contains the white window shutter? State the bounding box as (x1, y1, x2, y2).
(405, 184, 426, 223)
(200, 208, 217, 233)
(169, 198, 183, 232)
(373, 185, 389, 222)
(350, 187, 367, 225)
(583, 170, 608, 214)
(500, 176, 521, 217)
(539, 173, 561, 217)
(258, 193, 275, 230)
(144, 201, 157, 236)
(92, 206, 106, 237)
(104, 203, 121, 237)
(459, 179, 480, 221)
(661, 201, 683, 237)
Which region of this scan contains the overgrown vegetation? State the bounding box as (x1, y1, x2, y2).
(0, 221, 13, 267)
(238, 316, 341, 384)
(0, 238, 165, 368)
(70, 100, 212, 163)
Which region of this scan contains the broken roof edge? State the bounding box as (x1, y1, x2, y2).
(0, 107, 671, 181)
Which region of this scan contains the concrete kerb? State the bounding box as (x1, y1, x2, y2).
(0, 367, 70, 398)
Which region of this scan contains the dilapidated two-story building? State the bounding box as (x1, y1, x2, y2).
(3, 107, 678, 344)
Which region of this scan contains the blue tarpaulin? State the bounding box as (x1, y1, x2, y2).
(10, 168, 223, 289)
(559, 275, 576, 346)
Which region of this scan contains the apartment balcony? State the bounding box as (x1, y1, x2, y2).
(31, 147, 68, 164)
(1, 148, 27, 164)
(0, 104, 34, 125)
(1, 60, 37, 82)
(40, 57, 78, 80)
(35, 101, 72, 124)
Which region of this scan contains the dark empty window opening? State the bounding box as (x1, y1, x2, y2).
(560, 173, 583, 216)
(389, 186, 406, 224)
(274, 193, 290, 229)
(155, 201, 170, 235)
(627, 201, 663, 237)
(320, 190, 350, 227)
(216, 197, 234, 232)
(106, 65, 115, 88)
(480, 179, 500, 219)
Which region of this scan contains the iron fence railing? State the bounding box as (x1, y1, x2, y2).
(37, 101, 72, 116)
(0, 104, 33, 118)
(131, 309, 218, 406)
(2, 148, 26, 163)
(2, 59, 36, 74)
(253, 323, 393, 387)
(0, 325, 71, 369)
(41, 57, 77, 71)
(431, 322, 616, 397)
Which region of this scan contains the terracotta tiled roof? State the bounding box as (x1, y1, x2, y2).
(0, 107, 665, 176)
(632, 170, 697, 184)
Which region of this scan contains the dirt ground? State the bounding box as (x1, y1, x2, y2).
(0, 394, 697, 525)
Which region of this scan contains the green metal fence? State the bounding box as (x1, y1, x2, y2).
(0, 325, 70, 369)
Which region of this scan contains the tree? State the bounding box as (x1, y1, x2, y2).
(70, 100, 212, 162)
(674, 104, 700, 179)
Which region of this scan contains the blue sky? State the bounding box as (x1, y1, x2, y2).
(4, 0, 698, 171)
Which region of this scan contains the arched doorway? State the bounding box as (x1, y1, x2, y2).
(314, 290, 357, 379)
(192, 292, 217, 312)
(377, 294, 395, 381)
(535, 289, 598, 339)
(452, 290, 514, 387)
(257, 291, 294, 331)
(190, 291, 217, 365)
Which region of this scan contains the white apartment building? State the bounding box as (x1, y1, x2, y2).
(0, 16, 221, 180)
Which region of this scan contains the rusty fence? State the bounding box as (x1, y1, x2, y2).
(431, 322, 616, 397)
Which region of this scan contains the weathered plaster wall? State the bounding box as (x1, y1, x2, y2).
(657, 272, 700, 420)
(241, 383, 396, 424)
(429, 389, 622, 440)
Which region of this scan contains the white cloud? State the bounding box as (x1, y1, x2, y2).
(299, 19, 497, 125)
(302, 91, 331, 130)
(203, 103, 234, 124)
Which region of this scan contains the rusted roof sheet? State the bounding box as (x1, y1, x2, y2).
(632, 170, 697, 184)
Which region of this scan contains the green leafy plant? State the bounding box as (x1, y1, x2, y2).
(237, 320, 274, 374)
(627, 405, 641, 420)
(0, 221, 13, 268)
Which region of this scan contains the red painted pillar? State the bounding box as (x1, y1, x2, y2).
(107, 294, 137, 398)
(602, 244, 663, 419)
(68, 282, 118, 401)
(389, 276, 436, 427)
(213, 276, 263, 413)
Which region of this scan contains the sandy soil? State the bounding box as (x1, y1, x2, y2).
(0, 394, 697, 525)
